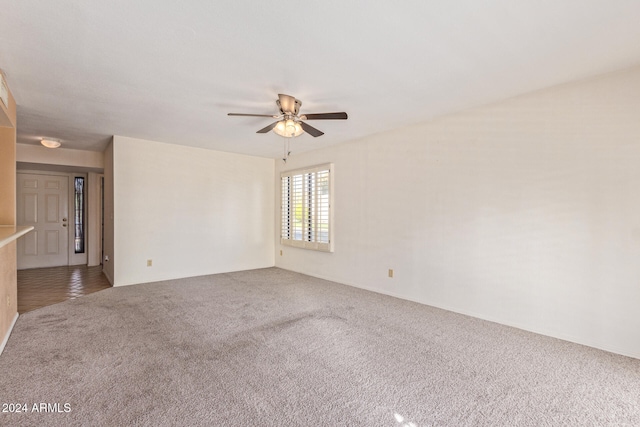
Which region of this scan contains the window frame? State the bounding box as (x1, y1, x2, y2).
(280, 163, 334, 253)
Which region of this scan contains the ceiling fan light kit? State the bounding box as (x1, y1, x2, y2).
(274, 119, 303, 138)
(228, 94, 348, 139)
(40, 138, 61, 148)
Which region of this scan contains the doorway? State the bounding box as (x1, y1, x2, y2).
(16, 170, 109, 312)
(16, 171, 90, 269)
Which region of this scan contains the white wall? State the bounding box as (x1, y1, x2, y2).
(112, 136, 274, 286)
(16, 143, 104, 170)
(275, 66, 640, 359)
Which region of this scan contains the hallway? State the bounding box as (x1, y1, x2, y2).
(17, 265, 111, 313)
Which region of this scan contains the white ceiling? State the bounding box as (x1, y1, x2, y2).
(1, 1, 640, 158)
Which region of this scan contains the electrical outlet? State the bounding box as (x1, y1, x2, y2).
(280, 250, 283, 256)
(6, 295, 10, 307)
(147, 259, 153, 267)
(105, 255, 110, 262)
(388, 269, 394, 278)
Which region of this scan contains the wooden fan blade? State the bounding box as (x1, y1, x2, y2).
(256, 121, 279, 133)
(228, 113, 279, 118)
(300, 112, 348, 120)
(299, 121, 324, 137)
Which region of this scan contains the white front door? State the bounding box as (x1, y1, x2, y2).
(17, 173, 69, 269)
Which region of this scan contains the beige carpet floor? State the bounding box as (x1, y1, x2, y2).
(0, 267, 639, 426)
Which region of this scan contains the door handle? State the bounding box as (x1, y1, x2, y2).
(62, 223, 67, 227)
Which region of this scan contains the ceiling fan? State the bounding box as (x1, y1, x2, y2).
(228, 94, 348, 138)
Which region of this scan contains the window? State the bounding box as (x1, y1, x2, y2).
(281, 163, 333, 252)
(74, 177, 85, 254)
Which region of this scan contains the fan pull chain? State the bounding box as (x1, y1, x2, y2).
(282, 137, 291, 163)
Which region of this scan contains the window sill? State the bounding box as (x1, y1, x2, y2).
(281, 238, 333, 253)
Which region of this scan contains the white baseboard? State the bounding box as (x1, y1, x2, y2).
(0, 312, 19, 356)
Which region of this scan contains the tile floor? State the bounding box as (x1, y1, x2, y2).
(17, 265, 112, 313)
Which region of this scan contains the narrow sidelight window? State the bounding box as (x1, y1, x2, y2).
(74, 177, 85, 254)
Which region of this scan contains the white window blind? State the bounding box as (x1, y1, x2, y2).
(281, 163, 333, 252)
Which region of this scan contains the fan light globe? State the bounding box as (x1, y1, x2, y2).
(273, 119, 303, 138)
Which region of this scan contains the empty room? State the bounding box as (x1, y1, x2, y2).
(1, 1, 639, 426)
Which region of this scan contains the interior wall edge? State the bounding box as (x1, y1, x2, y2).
(0, 312, 18, 356)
